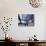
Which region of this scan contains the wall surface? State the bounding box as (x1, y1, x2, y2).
(0, 0, 46, 40)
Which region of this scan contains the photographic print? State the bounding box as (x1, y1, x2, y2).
(18, 14, 34, 26)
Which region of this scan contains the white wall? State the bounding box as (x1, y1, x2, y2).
(44, 15, 46, 40)
(0, 0, 46, 40)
